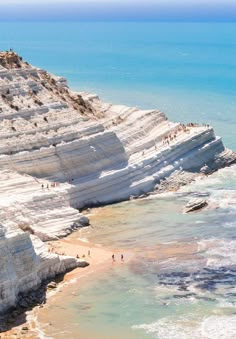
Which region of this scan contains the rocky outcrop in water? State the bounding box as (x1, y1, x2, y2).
(0, 51, 235, 314)
(184, 198, 208, 213)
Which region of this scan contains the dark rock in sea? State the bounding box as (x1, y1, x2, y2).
(178, 285, 189, 291)
(195, 296, 215, 302)
(78, 215, 90, 227)
(191, 192, 210, 197)
(184, 198, 208, 213)
(196, 281, 216, 291)
(173, 293, 196, 299)
(226, 293, 236, 297)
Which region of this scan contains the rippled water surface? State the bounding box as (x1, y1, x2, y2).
(1, 21, 235, 338)
(39, 166, 236, 339)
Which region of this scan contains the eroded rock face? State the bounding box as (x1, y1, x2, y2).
(0, 52, 235, 313)
(0, 51, 25, 69)
(0, 52, 235, 217)
(0, 223, 86, 314)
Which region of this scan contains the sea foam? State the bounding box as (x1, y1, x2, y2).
(132, 314, 236, 339)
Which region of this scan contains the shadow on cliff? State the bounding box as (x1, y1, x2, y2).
(52, 131, 129, 184)
(67, 159, 132, 210)
(66, 136, 234, 210)
(0, 272, 73, 333)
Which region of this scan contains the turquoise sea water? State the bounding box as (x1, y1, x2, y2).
(0, 22, 236, 148)
(0, 21, 236, 338)
(40, 167, 236, 339)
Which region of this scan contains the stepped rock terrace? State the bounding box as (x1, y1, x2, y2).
(0, 51, 235, 315)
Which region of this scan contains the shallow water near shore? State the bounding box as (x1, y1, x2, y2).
(1, 21, 236, 338)
(37, 165, 236, 339)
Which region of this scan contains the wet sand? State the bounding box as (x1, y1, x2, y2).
(0, 204, 205, 339)
(33, 241, 201, 339)
(0, 240, 203, 338)
(37, 237, 133, 338)
(0, 232, 133, 339)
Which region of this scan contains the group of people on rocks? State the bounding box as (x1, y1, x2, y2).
(162, 133, 178, 145)
(48, 246, 65, 256)
(162, 124, 186, 145)
(161, 121, 210, 146)
(41, 182, 60, 190)
(186, 122, 198, 127)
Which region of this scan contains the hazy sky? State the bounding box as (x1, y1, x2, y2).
(2, 0, 236, 5)
(0, 0, 235, 21)
(1, 0, 236, 3)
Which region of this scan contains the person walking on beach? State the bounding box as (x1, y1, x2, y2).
(121, 254, 124, 261)
(112, 254, 115, 261)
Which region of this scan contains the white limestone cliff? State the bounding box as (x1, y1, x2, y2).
(0, 221, 87, 314)
(0, 51, 235, 314)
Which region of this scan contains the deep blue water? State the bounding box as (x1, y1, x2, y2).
(1, 21, 236, 338)
(0, 21, 236, 149)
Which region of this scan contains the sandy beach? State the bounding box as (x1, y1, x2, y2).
(0, 210, 200, 339)
(0, 231, 133, 339)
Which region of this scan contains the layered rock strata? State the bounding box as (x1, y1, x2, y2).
(0, 222, 87, 315)
(0, 51, 235, 314)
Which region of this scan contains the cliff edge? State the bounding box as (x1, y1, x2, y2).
(0, 51, 235, 314)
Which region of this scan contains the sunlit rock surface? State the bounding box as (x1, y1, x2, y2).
(0, 222, 86, 314)
(0, 51, 235, 312)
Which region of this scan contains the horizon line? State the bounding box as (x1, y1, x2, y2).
(1, 18, 236, 22)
